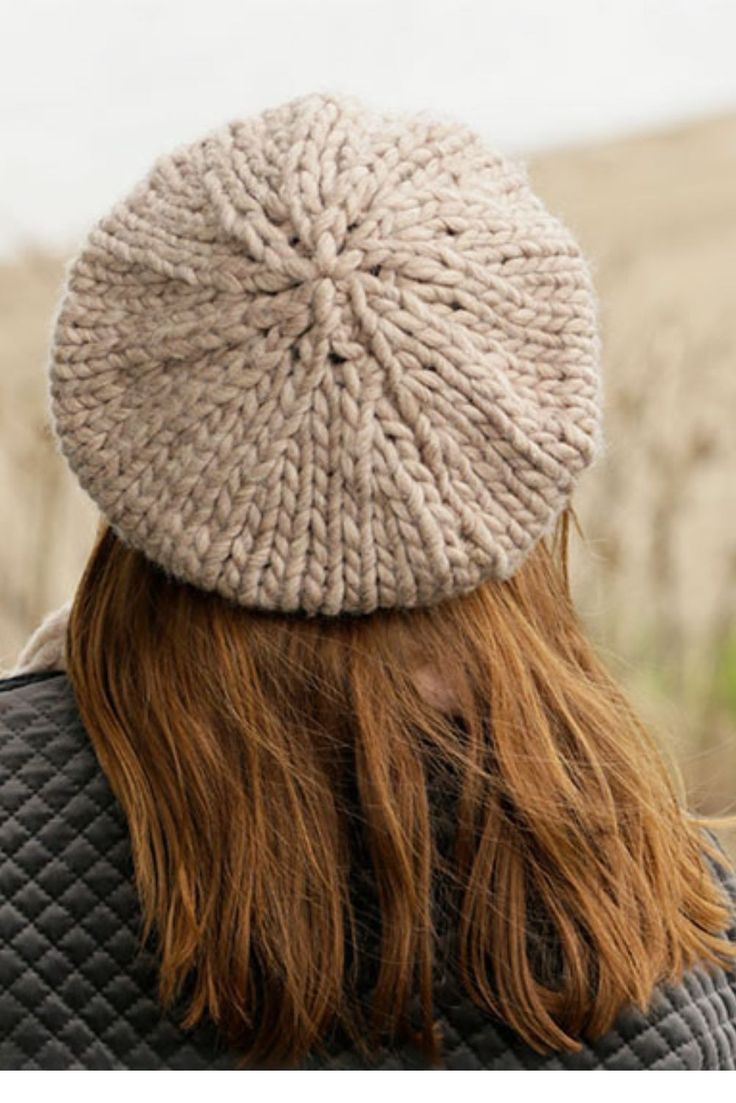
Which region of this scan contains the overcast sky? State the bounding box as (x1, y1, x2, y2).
(2, 0, 735, 257)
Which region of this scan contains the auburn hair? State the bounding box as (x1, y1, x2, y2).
(65, 509, 736, 1068)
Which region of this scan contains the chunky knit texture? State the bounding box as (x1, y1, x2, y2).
(49, 91, 602, 615)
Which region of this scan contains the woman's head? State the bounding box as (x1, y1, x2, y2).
(47, 92, 735, 1068)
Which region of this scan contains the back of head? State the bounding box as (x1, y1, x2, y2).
(45, 91, 734, 1068)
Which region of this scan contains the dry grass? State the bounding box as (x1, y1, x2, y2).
(1, 113, 735, 834)
(530, 113, 736, 823)
(0, 252, 98, 662)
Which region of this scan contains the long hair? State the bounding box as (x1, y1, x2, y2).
(65, 509, 736, 1068)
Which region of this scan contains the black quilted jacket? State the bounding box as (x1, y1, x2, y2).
(2, 668, 736, 1070)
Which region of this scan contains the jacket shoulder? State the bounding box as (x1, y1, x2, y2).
(0, 670, 111, 803)
(0, 668, 130, 883)
(0, 670, 239, 1069)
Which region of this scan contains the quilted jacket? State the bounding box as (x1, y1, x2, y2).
(2, 667, 736, 1070)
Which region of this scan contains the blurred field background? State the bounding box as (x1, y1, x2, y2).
(1, 109, 736, 844)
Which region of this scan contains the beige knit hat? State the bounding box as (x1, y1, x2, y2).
(49, 91, 602, 616)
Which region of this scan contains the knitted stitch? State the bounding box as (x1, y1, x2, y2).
(48, 91, 602, 616)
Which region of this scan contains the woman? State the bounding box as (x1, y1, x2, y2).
(2, 91, 735, 1071)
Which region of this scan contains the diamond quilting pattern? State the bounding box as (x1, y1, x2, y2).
(2, 670, 736, 1070)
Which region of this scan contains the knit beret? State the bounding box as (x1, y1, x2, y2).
(49, 91, 602, 616)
